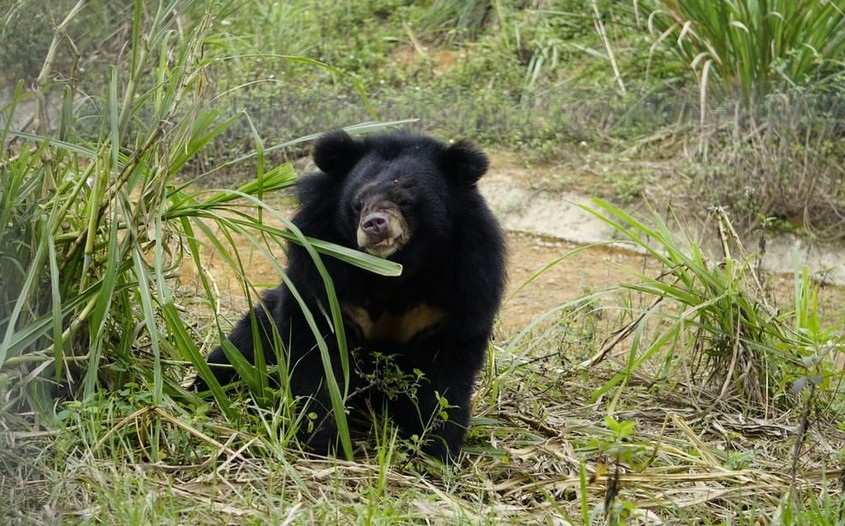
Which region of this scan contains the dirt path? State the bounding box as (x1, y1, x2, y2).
(483, 153, 845, 287)
(181, 232, 645, 340)
(178, 154, 845, 340)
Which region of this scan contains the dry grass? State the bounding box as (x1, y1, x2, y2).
(3, 308, 843, 524)
(5, 205, 844, 523)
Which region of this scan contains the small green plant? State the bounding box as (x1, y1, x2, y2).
(587, 415, 649, 525)
(593, 415, 642, 462)
(353, 351, 425, 403)
(605, 170, 648, 204)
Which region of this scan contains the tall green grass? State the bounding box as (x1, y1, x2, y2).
(632, 1, 845, 238)
(417, 0, 497, 42)
(0, 0, 400, 461)
(639, 0, 845, 109)
(580, 198, 843, 412)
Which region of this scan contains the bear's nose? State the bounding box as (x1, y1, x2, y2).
(361, 212, 389, 237)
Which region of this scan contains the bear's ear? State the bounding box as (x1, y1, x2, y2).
(312, 130, 364, 176)
(441, 140, 489, 185)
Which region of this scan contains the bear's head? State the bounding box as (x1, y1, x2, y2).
(311, 131, 489, 262)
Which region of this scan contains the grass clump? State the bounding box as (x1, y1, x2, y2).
(634, 1, 845, 236)
(494, 200, 844, 523)
(638, 0, 845, 109)
(689, 93, 845, 238)
(1, 0, 401, 460)
(580, 198, 843, 412)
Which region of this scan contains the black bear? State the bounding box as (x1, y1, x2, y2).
(195, 131, 506, 462)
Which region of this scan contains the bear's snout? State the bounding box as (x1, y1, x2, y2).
(356, 208, 410, 258)
(361, 212, 390, 238)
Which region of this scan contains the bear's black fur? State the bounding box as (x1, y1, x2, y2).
(195, 131, 506, 462)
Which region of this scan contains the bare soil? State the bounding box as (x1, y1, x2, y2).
(180, 223, 664, 332)
(178, 151, 845, 345)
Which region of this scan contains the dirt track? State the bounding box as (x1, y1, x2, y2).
(178, 154, 845, 343)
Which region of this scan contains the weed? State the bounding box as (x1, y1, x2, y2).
(689, 94, 845, 238)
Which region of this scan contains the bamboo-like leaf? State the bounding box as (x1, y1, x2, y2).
(0, 225, 49, 367)
(167, 191, 402, 277)
(45, 217, 63, 382)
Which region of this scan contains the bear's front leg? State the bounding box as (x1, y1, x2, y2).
(387, 340, 486, 463)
